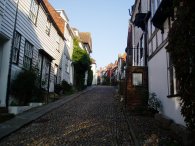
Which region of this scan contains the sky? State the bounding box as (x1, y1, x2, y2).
(49, 0, 134, 69)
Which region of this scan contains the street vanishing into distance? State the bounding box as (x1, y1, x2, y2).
(0, 86, 134, 145)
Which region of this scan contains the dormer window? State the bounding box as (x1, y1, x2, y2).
(29, 0, 39, 24)
(56, 34, 60, 52)
(46, 18, 51, 35)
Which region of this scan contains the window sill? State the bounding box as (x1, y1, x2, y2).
(167, 94, 180, 98)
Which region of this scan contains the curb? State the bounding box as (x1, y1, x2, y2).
(123, 109, 140, 146)
(0, 86, 95, 140)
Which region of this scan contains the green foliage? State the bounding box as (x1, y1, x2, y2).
(54, 80, 73, 95)
(72, 38, 91, 90)
(61, 80, 72, 93)
(72, 38, 91, 72)
(166, 0, 195, 130)
(87, 69, 93, 86)
(148, 93, 162, 113)
(11, 69, 43, 105)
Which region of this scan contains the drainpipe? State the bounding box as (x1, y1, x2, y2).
(6, 0, 20, 108)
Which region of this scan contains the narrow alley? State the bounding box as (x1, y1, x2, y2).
(0, 86, 134, 145)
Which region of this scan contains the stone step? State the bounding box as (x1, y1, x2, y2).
(0, 107, 8, 113)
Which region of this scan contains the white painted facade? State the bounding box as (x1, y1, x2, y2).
(130, 0, 185, 125)
(147, 0, 185, 126)
(117, 54, 125, 81)
(0, 0, 65, 107)
(0, 0, 17, 107)
(57, 10, 74, 85)
(91, 63, 97, 85)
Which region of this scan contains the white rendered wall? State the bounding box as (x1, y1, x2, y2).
(91, 64, 97, 85)
(0, 40, 12, 106)
(148, 47, 185, 126)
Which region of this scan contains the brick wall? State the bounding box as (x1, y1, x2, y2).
(125, 66, 148, 110)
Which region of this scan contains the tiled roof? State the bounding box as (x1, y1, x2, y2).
(79, 32, 92, 52)
(42, 0, 65, 39)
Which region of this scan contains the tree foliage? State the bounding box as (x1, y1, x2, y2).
(87, 69, 93, 86)
(166, 0, 195, 129)
(72, 38, 91, 90)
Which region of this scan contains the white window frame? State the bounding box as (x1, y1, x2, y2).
(132, 73, 143, 86)
(65, 59, 69, 73)
(46, 18, 51, 35)
(29, 0, 39, 24)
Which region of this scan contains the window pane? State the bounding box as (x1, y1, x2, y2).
(29, 0, 38, 23)
(12, 49, 18, 63)
(46, 18, 51, 35)
(12, 32, 21, 63)
(23, 41, 33, 69)
(132, 73, 143, 86)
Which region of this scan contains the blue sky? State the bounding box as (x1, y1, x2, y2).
(49, 0, 134, 69)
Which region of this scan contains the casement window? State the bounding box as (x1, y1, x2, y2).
(29, 0, 39, 24)
(46, 18, 51, 35)
(168, 54, 179, 96)
(23, 40, 33, 69)
(56, 34, 60, 52)
(65, 58, 69, 73)
(12, 31, 21, 64)
(54, 64, 58, 84)
(132, 73, 143, 86)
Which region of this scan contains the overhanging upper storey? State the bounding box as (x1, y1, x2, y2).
(151, 0, 174, 32)
(134, 11, 151, 31)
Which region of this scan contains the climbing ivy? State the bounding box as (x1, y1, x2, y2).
(166, 0, 195, 130)
(72, 38, 91, 90)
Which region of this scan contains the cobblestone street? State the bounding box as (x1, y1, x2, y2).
(0, 86, 134, 145)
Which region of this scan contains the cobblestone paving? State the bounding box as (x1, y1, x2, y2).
(0, 86, 134, 146)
